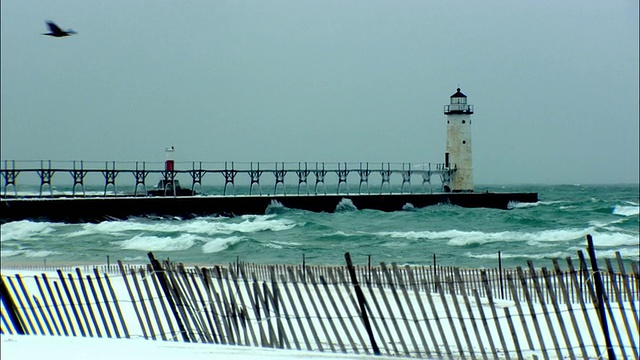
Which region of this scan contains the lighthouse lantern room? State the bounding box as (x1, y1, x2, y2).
(444, 88, 474, 192)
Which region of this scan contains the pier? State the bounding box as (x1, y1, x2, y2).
(1, 160, 538, 222)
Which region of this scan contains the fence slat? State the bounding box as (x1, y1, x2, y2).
(472, 288, 499, 359)
(526, 262, 562, 360)
(228, 265, 259, 347)
(454, 268, 487, 360)
(299, 267, 335, 352)
(436, 274, 467, 360)
(481, 270, 511, 360)
(552, 259, 588, 360)
(606, 258, 639, 358)
(34, 275, 62, 336)
(74, 269, 102, 338)
(66, 272, 93, 337)
(371, 269, 406, 357)
(423, 276, 454, 360)
(446, 273, 476, 360)
(14, 274, 45, 335)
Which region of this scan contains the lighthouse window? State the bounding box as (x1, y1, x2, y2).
(462, 120, 466, 124)
(462, 140, 466, 144)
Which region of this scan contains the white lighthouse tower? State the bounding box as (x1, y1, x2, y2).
(444, 88, 474, 192)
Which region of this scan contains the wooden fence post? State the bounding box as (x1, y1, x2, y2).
(585, 235, 616, 360)
(344, 252, 380, 355)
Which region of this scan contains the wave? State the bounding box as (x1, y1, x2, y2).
(375, 228, 636, 247)
(613, 205, 639, 217)
(0, 249, 59, 258)
(465, 251, 570, 261)
(508, 200, 567, 209)
(335, 198, 357, 212)
(202, 236, 245, 253)
(0, 220, 58, 241)
(119, 233, 202, 252)
(60, 215, 298, 238)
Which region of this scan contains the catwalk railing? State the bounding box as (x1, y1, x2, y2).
(2, 235, 638, 359)
(1, 160, 454, 197)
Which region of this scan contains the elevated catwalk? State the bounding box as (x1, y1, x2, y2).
(0, 160, 538, 223)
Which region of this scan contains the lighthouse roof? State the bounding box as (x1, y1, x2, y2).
(450, 88, 467, 98)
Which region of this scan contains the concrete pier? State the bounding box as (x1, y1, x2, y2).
(1, 192, 538, 223)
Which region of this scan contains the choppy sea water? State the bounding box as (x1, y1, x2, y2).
(1, 184, 638, 269)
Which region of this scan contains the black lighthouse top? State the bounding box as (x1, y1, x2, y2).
(444, 88, 474, 115)
(450, 88, 466, 98)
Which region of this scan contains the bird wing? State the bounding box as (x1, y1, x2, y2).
(46, 21, 64, 34)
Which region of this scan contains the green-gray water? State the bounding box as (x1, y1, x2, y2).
(1, 185, 638, 269)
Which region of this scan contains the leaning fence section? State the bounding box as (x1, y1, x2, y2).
(2, 238, 639, 359)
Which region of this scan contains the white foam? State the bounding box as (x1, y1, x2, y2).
(202, 236, 244, 253)
(377, 228, 598, 246)
(508, 200, 566, 209)
(119, 234, 201, 251)
(465, 251, 570, 260)
(24, 250, 57, 258)
(612, 205, 639, 217)
(402, 203, 415, 211)
(0, 249, 24, 258)
(0, 220, 57, 241)
(588, 232, 639, 247)
(335, 198, 357, 212)
(594, 247, 640, 259)
(61, 215, 298, 238)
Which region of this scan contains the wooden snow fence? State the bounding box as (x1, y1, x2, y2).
(2, 236, 639, 359)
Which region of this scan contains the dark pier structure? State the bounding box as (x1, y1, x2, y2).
(0, 160, 538, 223)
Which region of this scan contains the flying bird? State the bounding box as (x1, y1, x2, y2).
(43, 21, 77, 37)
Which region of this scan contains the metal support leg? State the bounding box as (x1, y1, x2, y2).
(273, 162, 287, 195)
(102, 161, 118, 197)
(296, 162, 310, 195)
(37, 160, 55, 198)
(223, 162, 237, 196)
(380, 163, 392, 194)
(162, 171, 177, 197)
(336, 162, 349, 195)
(2, 160, 20, 197)
(421, 169, 433, 194)
(133, 162, 149, 196)
(314, 162, 327, 195)
(358, 162, 371, 194)
(189, 162, 206, 195)
(400, 163, 412, 194)
(70, 161, 87, 197)
(249, 162, 263, 195)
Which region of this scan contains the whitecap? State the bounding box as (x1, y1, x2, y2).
(612, 205, 639, 217)
(24, 250, 57, 258)
(465, 251, 570, 260)
(120, 234, 200, 251)
(335, 198, 358, 212)
(402, 203, 415, 211)
(587, 232, 640, 247)
(593, 247, 640, 259)
(377, 228, 597, 246)
(0, 249, 24, 257)
(202, 236, 244, 253)
(0, 220, 57, 241)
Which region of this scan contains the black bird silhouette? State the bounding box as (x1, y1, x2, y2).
(43, 21, 77, 37)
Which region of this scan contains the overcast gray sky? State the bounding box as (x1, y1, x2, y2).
(1, 0, 638, 184)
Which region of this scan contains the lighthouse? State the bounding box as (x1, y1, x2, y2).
(443, 88, 474, 192)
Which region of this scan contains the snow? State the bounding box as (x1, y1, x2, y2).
(1, 267, 638, 359)
(1, 334, 391, 360)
